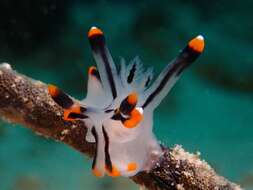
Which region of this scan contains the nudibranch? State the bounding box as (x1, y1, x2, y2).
(48, 26, 204, 177)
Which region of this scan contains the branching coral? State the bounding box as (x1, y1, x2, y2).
(0, 63, 241, 190)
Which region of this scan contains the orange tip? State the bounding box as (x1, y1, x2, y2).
(123, 108, 143, 128)
(106, 165, 121, 177)
(127, 92, 138, 105)
(88, 66, 97, 75)
(48, 84, 59, 97)
(188, 35, 205, 53)
(92, 168, 104, 178)
(63, 104, 81, 121)
(88, 26, 103, 38)
(127, 162, 137, 172)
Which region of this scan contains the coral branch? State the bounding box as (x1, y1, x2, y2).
(0, 63, 241, 190)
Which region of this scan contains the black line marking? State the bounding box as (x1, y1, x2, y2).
(89, 34, 117, 99)
(111, 112, 127, 122)
(80, 106, 87, 113)
(89, 35, 105, 52)
(119, 97, 136, 115)
(67, 112, 88, 120)
(142, 46, 200, 108)
(51, 89, 74, 109)
(127, 63, 136, 83)
(91, 127, 98, 170)
(145, 76, 151, 87)
(176, 46, 200, 75)
(105, 109, 114, 113)
(101, 49, 117, 99)
(102, 126, 112, 172)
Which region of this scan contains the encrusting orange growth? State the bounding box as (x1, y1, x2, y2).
(127, 162, 137, 172)
(63, 104, 81, 121)
(188, 35, 205, 53)
(48, 84, 59, 97)
(106, 165, 121, 177)
(127, 92, 138, 105)
(92, 168, 103, 177)
(88, 26, 103, 38)
(123, 108, 143, 128)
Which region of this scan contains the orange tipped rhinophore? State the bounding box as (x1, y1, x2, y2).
(88, 66, 97, 75)
(127, 162, 137, 172)
(106, 165, 121, 177)
(48, 84, 59, 97)
(188, 35, 205, 53)
(63, 104, 81, 121)
(92, 168, 104, 178)
(88, 26, 104, 38)
(123, 108, 143, 128)
(127, 92, 138, 105)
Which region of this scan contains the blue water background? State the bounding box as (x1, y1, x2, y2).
(0, 1, 252, 189)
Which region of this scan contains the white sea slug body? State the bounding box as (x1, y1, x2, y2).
(48, 27, 205, 177)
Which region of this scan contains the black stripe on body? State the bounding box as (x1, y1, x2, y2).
(89, 34, 117, 99)
(127, 63, 136, 83)
(142, 46, 201, 108)
(80, 107, 87, 113)
(119, 98, 136, 115)
(67, 112, 88, 120)
(102, 126, 113, 172)
(91, 127, 98, 169)
(111, 112, 127, 123)
(52, 89, 74, 109)
(105, 109, 114, 113)
(145, 76, 151, 87)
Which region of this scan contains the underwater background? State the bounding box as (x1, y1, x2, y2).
(0, 0, 252, 189)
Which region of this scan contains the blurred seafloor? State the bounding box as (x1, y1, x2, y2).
(0, 1, 253, 190)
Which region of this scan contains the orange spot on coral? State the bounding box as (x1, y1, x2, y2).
(127, 162, 137, 172)
(48, 84, 59, 97)
(123, 108, 143, 128)
(88, 27, 103, 38)
(127, 92, 138, 105)
(63, 104, 81, 121)
(188, 36, 205, 53)
(106, 165, 121, 177)
(92, 168, 103, 177)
